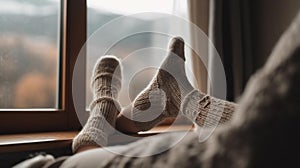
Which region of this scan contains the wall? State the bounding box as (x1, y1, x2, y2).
(250, 0, 300, 69)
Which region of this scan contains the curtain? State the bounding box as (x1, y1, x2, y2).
(189, 0, 253, 101)
(188, 0, 210, 94)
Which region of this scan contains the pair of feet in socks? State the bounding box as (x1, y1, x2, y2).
(72, 37, 236, 152)
(95, 37, 195, 129)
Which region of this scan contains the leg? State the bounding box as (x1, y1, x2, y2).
(116, 37, 237, 133)
(116, 92, 237, 133)
(72, 55, 122, 153)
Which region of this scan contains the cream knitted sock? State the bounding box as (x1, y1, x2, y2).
(132, 37, 194, 131)
(72, 55, 122, 152)
(181, 90, 237, 128)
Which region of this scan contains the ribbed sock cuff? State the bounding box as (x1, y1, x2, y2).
(181, 90, 237, 127)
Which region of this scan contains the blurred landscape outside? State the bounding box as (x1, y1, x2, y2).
(0, 0, 60, 108)
(86, 0, 186, 108)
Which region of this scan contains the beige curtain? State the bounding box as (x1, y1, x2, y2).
(188, 0, 209, 93)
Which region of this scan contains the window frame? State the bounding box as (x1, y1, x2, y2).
(0, 0, 85, 134)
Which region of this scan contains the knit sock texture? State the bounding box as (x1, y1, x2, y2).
(181, 90, 237, 127)
(132, 37, 194, 131)
(72, 55, 122, 152)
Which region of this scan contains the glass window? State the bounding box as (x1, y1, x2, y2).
(86, 0, 192, 110)
(0, 0, 60, 109)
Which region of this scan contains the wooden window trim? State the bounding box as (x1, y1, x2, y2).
(0, 0, 85, 134)
(0, 125, 193, 153)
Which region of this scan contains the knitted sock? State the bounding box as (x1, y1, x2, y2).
(181, 90, 237, 128)
(132, 37, 194, 131)
(72, 55, 122, 152)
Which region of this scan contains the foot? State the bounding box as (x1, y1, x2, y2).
(72, 55, 122, 152)
(91, 55, 122, 99)
(131, 37, 194, 131)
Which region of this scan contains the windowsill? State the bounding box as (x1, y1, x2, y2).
(0, 125, 193, 153)
(0, 131, 76, 153)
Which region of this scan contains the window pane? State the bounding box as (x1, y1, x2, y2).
(86, 0, 174, 108)
(0, 0, 60, 108)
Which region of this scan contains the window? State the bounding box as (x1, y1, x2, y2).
(83, 0, 193, 126)
(0, 0, 194, 134)
(86, 0, 193, 109)
(0, 0, 60, 108)
(0, 0, 85, 133)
